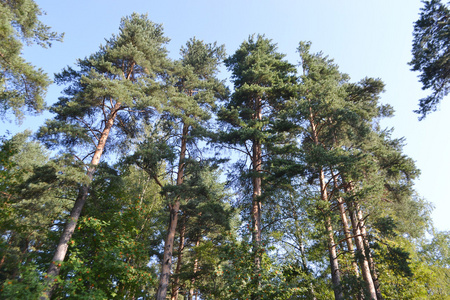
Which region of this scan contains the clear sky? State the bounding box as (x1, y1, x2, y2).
(4, 0, 449, 231)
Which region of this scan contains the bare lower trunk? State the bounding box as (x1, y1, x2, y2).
(300, 243, 317, 300)
(156, 201, 180, 300)
(309, 108, 342, 299)
(290, 196, 316, 300)
(251, 180, 262, 262)
(252, 101, 262, 270)
(349, 205, 377, 300)
(337, 197, 359, 277)
(325, 215, 343, 300)
(356, 207, 383, 300)
(250, 96, 263, 300)
(41, 103, 121, 300)
(156, 123, 188, 300)
(171, 216, 186, 300)
(251, 138, 262, 300)
(318, 169, 343, 300)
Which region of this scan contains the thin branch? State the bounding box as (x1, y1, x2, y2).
(102, 97, 108, 121)
(81, 150, 96, 162)
(74, 116, 100, 145)
(222, 144, 252, 157)
(151, 174, 164, 189)
(282, 240, 303, 252)
(261, 216, 288, 231)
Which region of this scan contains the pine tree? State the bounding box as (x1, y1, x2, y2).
(172, 164, 232, 299)
(0, 0, 62, 121)
(289, 42, 395, 299)
(410, 0, 450, 119)
(130, 37, 226, 300)
(36, 14, 169, 298)
(292, 42, 350, 300)
(219, 35, 295, 292)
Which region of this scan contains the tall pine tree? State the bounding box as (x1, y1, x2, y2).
(219, 35, 296, 295)
(37, 14, 169, 298)
(130, 37, 227, 300)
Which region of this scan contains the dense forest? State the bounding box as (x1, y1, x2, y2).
(1, 0, 449, 299)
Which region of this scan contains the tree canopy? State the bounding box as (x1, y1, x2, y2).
(410, 0, 450, 119)
(0, 0, 62, 122)
(0, 6, 449, 300)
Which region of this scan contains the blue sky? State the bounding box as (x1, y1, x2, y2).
(4, 0, 449, 231)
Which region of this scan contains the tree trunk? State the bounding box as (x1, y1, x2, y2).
(156, 201, 180, 300)
(252, 138, 262, 267)
(321, 169, 342, 300)
(171, 216, 186, 300)
(156, 123, 188, 300)
(337, 197, 360, 278)
(317, 168, 342, 299)
(251, 98, 263, 300)
(343, 179, 382, 300)
(330, 171, 359, 279)
(325, 215, 343, 300)
(41, 102, 121, 300)
(309, 107, 343, 300)
(348, 204, 377, 300)
(356, 206, 383, 300)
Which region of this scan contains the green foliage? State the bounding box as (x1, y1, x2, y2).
(0, 0, 62, 121)
(49, 164, 165, 299)
(37, 13, 169, 155)
(2, 21, 448, 299)
(410, 0, 450, 119)
(0, 132, 82, 289)
(210, 239, 303, 299)
(372, 234, 450, 299)
(0, 262, 45, 300)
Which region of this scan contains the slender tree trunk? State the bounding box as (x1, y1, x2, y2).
(41, 103, 121, 300)
(251, 98, 263, 300)
(299, 241, 317, 300)
(320, 170, 343, 300)
(337, 196, 364, 300)
(156, 201, 180, 300)
(156, 123, 188, 300)
(171, 216, 186, 300)
(252, 138, 262, 266)
(337, 197, 360, 278)
(0, 255, 5, 269)
(348, 203, 377, 300)
(325, 215, 343, 300)
(343, 179, 382, 300)
(300, 235, 317, 300)
(356, 206, 383, 300)
(309, 107, 343, 300)
(330, 171, 360, 280)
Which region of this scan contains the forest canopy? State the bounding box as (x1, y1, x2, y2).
(1, 2, 449, 300)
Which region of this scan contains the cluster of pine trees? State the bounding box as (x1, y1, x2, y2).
(1, 3, 449, 300)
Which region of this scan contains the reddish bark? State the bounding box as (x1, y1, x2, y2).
(156, 123, 188, 300)
(41, 103, 121, 300)
(171, 216, 186, 300)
